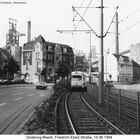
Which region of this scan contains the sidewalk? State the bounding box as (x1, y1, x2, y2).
(0, 84, 34, 88)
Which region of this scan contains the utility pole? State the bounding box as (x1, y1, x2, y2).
(115, 8, 119, 55)
(98, 0, 104, 104)
(115, 7, 119, 82)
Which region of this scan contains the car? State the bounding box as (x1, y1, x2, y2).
(36, 82, 48, 90)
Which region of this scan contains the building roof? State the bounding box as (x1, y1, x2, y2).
(23, 35, 74, 54)
(36, 35, 46, 43)
(23, 41, 36, 50)
(60, 43, 74, 54)
(132, 60, 140, 68)
(113, 53, 129, 60)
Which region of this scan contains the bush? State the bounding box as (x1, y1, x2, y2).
(53, 79, 71, 93)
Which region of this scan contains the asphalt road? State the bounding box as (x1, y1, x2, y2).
(0, 84, 53, 134)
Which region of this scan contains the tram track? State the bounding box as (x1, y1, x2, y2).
(56, 91, 125, 134)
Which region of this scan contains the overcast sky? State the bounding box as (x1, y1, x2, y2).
(0, 0, 140, 55)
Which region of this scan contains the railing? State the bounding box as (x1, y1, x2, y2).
(103, 87, 140, 132)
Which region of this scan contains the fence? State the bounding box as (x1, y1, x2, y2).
(103, 86, 140, 132)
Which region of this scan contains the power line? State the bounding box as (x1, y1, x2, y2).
(120, 8, 140, 23)
(73, 0, 94, 30)
(72, 6, 98, 37)
(120, 20, 140, 34)
(74, 0, 86, 19)
(104, 7, 119, 37)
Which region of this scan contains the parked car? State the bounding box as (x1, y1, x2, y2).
(36, 82, 48, 90)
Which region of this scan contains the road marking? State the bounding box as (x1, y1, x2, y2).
(0, 102, 7, 107)
(40, 93, 45, 97)
(14, 97, 24, 101)
(28, 94, 34, 96)
(12, 93, 23, 96)
(13, 90, 21, 93)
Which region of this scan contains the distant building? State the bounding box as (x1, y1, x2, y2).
(21, 35, 74, 83)
(114, 54, 140, 83)
(130, 43, 140, 65)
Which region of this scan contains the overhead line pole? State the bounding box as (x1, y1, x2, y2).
(98, 0, 104, 104)
(58, 1, 106, 104)
(115, 9, 119, 82)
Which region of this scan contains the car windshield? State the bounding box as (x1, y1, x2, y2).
(72, 75, 82, 81)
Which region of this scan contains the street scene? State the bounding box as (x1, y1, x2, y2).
(1, 0, 140, 139)
(0, 84, 52, 134)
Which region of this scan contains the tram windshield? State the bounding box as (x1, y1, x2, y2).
(72, 75, 82, 81)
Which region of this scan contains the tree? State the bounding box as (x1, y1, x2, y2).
(56, 61, 70, 79)
(75, 54, 88, 71)
(0, 48, 19, 79)
(3, 58, 20, 80)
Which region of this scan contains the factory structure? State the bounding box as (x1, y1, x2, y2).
(4, 18, 25, 66)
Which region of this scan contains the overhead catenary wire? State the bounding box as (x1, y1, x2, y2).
(72, 6, 98, 37)
(74, 0, 86, 19)
(120, 7, 140, 23)
(74, 0, 94, 31)
(104, 7, 119, 37)
(120, 20, 140, 34)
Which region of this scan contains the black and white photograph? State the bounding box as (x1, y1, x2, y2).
(0, 0, 140, 139)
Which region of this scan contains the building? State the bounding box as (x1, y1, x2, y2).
(130, 43, 140, 65)
(4, 18, 25, 75)
(21, 35, 74, 83)
(114, 54, 140, 83)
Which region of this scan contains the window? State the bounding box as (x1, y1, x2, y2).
(37, 62, 41, 69)
(48, 45, 52, 51)
(26, 61, 29, 70)
(72, 75, 82, 81)
(63, 48, 67, 53)
(48, 54, 53, 60)
(36, 52, 40, 59)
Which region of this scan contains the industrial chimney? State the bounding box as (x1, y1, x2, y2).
(27, 21, 31, 42)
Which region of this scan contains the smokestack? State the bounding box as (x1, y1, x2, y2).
(27, 21, 31, 42)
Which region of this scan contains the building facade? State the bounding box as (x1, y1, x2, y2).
(116, 55, 140, 83)
(21, 35, 74, 83)
(130, 43, 140, 65)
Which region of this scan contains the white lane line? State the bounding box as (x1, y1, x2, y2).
(12, 93, 23, 96)
(14, 97, 24, 101)
(0, 102, 7, 107)
(13, 90, 21, 93)
(28, 94, 34, 96)
(40, 93, 45, 97)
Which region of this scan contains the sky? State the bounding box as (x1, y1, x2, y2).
(0, 0, 140, 56)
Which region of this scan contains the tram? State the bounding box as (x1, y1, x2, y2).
(71, 71, 88, 91)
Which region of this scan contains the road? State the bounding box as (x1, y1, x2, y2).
(113, 83, 140, 100)
(0, 84, 53, 134)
